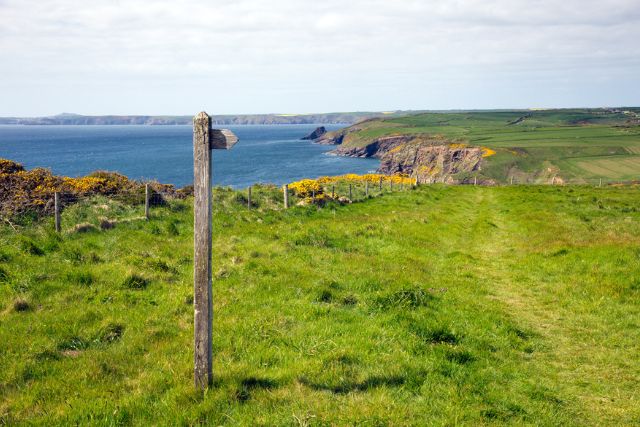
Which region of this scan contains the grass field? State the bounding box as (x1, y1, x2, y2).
(1, 185, 639, 425)
(333, 109, 640, 183)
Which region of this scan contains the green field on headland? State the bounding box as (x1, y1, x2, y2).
(323, 108, 640, 184)
(1, 184, 639, 425)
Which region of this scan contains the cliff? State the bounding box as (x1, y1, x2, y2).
(301, 126, 327, 140)
(326, 133, 486, 182)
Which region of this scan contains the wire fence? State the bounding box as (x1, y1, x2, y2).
(47, 184, 170, 233)
(3, 174, 638, 234)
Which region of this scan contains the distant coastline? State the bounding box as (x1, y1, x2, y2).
(0, 111, 421, 126)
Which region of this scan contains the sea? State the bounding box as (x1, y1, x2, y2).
(0, 124, 379, 188)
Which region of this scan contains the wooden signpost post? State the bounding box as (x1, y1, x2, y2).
(192, 111, 238, 389)
(283, 184, 289, 208)
(54, 192, 61, 233)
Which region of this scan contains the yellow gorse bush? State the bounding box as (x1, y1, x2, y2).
(482, 147, 497, 158)
(289, 173, 415, 199)
(0, 158, 177, 217)
(288, 179, 323, 197)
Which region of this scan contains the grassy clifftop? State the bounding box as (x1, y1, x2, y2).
(322, 108, 640, 183)
(1, 184, 639, 424)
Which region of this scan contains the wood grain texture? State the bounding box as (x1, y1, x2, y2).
(144, 184, 150, 219)
(54, 192, 61, 233)
(210, 129, 238, 149)
(193, 111, 213, 389)
(283, 184, 289, 209)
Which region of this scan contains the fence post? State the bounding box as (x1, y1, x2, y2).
(332, 185, 335, 199)
(390, 178, 393, 191)
(247, 186, 252, 209)
(54, 192, 61, 233)
(599, 178, 602, 187)
(283, 184, 289, 208)
(145, 184, 150, 219)
(474, 176, 477, 186)
(379, 176, 383, 191)
(349, 184, 352, 199)
(365, 181, 369, 197)
(510, 176, 513, 185)
(192, 111, 238, 390)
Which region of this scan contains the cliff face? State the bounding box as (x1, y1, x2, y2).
(329, 134, 484, 181)
(301, 126, 327, 140)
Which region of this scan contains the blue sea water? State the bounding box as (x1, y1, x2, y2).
(0, 125, 378, 188)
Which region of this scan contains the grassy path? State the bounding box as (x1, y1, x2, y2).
(471, 187, 640, 425)
(0, 186, 638, 425)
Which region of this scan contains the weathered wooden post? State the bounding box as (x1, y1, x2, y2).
(379, 176, 383, 191)
(474, 176, 477, 186)
(510, 176, 514, 185)
(599, 178, 602, 187)
(247, 186, 252, 209)
(390, 178, 393, 191)
(332, 185, 335, 199)
(283, 184, 289, 208)
(145, 184, 150, 219)
(54, 192, 61, 233)
(349, 184, 352, 199)
(193, 111, 238, 389)
(365, 181, 369, 197)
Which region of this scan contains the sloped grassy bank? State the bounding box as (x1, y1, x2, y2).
(0, 185, 639, 425)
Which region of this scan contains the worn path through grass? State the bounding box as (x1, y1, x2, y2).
(0, 185, 638, 425)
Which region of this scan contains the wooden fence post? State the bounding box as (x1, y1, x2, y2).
(349, 184, 352, 199)
(193, 111, 238, 390)
(474, 176, 477, 186)
(510, 176, 514, 185)
(145, 184, 150, 219)
(332, 185, 335, 198)
(54, 192, 61, 233)
(247, 186, 252, 209)
(365, 181, 369, 197)
(390, 179, 393, 191)
(599, 178, 602, 187)
(379, 176, 383, 191)
(283, 184, 289, 208)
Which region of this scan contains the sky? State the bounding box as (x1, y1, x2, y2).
(1, 0, 639, 116)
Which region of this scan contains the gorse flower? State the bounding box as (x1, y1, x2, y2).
(289, 173, 415, 199)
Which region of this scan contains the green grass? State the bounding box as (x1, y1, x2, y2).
(335, 109, 640, 183)
(1, 185, 639, 425)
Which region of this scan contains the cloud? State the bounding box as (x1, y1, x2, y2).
(0, 0, 638, 115)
